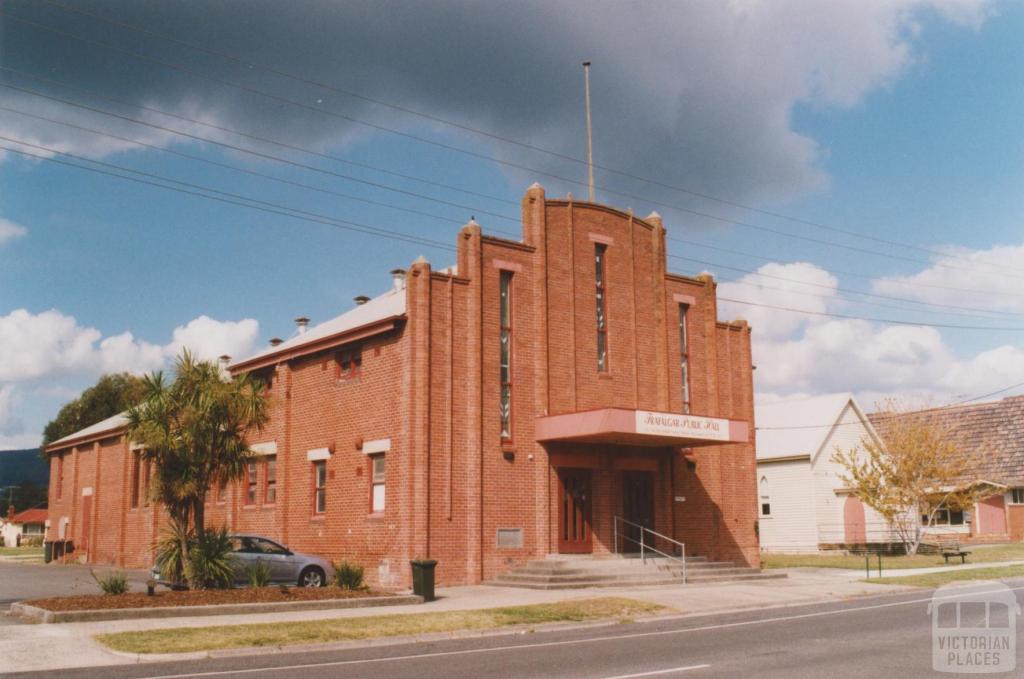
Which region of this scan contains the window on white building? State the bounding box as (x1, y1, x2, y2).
(759, 476, 770, 517)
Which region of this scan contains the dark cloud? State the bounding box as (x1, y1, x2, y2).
(0, 0, 989, 212)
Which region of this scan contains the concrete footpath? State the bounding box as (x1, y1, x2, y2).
(0, 568, 916, 673)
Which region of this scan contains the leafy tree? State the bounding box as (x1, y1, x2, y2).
(41, 373, 148, 450)
(833, 400, 991, 555)
(125, 350, 268, 586)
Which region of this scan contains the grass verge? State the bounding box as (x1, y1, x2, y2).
(96, 597, 666, 654)
(865, 565, 1024, 588)
(0, 546, 43, 557)
(762, 543, 1024, 570)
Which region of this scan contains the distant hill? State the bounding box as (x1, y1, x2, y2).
(0, 449, 49, 488)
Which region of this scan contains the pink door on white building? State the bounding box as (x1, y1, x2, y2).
(844, 496, 867, 545)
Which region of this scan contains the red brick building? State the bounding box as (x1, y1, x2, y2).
(45, 185, 759, 587)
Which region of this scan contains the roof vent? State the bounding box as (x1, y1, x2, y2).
(218, 355, 231, 370)
(390, 268, 406, 292)
(294, 316, 310, 334)
(269, 337, 284, 347)
(354, 295, 370, 306)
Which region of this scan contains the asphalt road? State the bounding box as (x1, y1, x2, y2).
(5, 579, 1023, 679)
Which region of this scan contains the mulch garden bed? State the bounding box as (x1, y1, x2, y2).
(25, 586, 386, 612)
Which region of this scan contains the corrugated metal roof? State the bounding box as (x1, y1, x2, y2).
(755, 393, 861, 460)
(47, 412, 129, 450)
(230, 284, 407, 369)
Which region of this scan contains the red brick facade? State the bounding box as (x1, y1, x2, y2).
(45, 186, 759, 587)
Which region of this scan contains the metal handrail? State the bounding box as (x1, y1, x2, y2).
(613, 515, 686, 582)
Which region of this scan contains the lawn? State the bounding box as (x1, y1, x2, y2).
(762, 543, 1024, 570)
(0, 546, 43, 557)
(867, 564, 1024, 588)
(96, 597, 667, 654)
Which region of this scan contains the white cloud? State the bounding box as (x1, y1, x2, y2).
(166, 316, 260, 362)
(0, 218, 27, 245)
(873, 242, 1024, 313)
(0, 309, 260, 382)
(721, 261, 1024, 407)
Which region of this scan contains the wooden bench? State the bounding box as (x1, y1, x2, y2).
(923, 536, 971, 564)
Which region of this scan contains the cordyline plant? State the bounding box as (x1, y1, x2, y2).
(832, 399, 989, 555)
(126, 350, 269, 587)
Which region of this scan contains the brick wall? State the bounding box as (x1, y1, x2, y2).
(44, 185, 760, 582)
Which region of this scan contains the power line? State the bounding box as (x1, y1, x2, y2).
(668, 254, 1022, 319)
(669, 235, 1024, 301)
(755, 380, 1024, 431)
(8, 9, 1024, 282)
(0, 103, 523, 239)
(717, 278, 1017, 323)
(716, 297, 1024, 331)
(10, 100, 1016, 321)
(0, 65, 520, 209)
(0, 80, 521, 226)
(0, 139, 457, 253)
(37, 0, 1024, 275)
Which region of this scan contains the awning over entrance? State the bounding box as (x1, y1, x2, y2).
(536, 408, 749, 447)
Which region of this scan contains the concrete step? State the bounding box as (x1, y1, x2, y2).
(493, 554, 786, 589)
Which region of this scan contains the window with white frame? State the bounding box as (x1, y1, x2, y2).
(1011, 488, 1024, 504)
(370, 455, 386, 513)
(759, 476, 770, 517)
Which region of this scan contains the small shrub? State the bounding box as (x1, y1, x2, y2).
(332, 560, 365, 590)
(187, 527, 235, 590)
(97, 571, 129, 596)
(25, 535, 43, 548)
(246, 561, 271, 588)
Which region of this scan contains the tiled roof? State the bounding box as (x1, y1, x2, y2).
(868, 395, 1024, 487)
(10, 508, 47, 524)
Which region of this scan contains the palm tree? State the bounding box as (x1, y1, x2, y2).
(125, 350, 269, 584)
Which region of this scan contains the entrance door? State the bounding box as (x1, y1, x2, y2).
(1009, 505, 1024, 542)
(558, 468, 592, 554)
(621, 471, 655, 553)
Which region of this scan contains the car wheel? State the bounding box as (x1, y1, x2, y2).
(299, 566, 325, 588)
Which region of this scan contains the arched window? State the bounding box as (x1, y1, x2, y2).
(759, 476, 771, 517)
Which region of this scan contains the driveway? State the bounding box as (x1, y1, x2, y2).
(0, 561, 151, 617)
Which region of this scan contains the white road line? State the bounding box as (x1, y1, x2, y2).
(134, 584, 1024, 679)
(597, 665, 710, 679)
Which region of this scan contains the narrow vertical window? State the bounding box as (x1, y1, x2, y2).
(245, 462, 258, 505)
(56, 454, 64, 500)
(759, 476, 770, 517)
(313, 461, 327, 514)
(142, 459, 152, 507)
(264, 455, 277, 504)
(499, 270, 513, 440)
(679, 304, 690, 413)
(595, 244, 609, 372)
(370, 455, 386, 513)
(130, 450, 140, 508)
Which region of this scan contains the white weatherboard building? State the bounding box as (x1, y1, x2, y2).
(756, 394, 893, 552)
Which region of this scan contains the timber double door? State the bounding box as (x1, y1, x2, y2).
(621, 471, 654, 553)
(557, 468, 592, 553)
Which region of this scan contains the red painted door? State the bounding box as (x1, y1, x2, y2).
(844, 495, 867, 545)
(1008, 506, 1024, 542)
(558, 469, 592, 554)
(79, 495, 92, 555)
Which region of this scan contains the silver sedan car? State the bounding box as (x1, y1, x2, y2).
(152, 534, 334, 588)
(227, 535, 334, 587)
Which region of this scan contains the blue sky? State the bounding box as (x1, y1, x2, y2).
(2, 0, 1023, 448)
